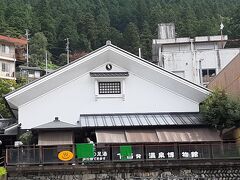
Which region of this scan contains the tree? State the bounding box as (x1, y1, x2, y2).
(107, 27, 123, 47)
(77, 13, 97, 51)
(29, 32, 51, 67)
(56, 15, 79, 51)
(58, 53, 67, 66)
(0, 0, 239, 65)
(6, 2, 32, 33)
(123, 22, 140, 55)
(200, 89, 240, 137)
(228, 5, 240, 39)
(0, 79, 17, 118)
(140, 21, 152, 60)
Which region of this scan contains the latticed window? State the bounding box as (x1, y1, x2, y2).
(98, 82, 121, 94)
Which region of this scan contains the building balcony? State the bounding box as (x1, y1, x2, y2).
(0, 71, 15, 80)
(0, 52, 15, 60)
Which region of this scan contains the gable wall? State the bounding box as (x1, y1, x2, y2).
(19, 64, 199, 129)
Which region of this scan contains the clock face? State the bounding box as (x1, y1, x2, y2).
(106, 64, 112, 71)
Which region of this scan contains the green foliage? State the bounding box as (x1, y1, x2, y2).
(123, 22, 140, 55)
(19, 131, 33, 145)
(140, 21, 152, 60)
(29, 32, 52, 67)
(0, 79, 17, 118)
(0, 0, 239, 64)
(228, 5, 240, 39)
(0, 167, 7, 176)
(200, 89, 240, 136)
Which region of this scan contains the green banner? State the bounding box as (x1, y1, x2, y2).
(120, 145, 132, 160)
(76, 143, 94, 158)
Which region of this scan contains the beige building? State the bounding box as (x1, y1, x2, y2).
(0, 35, 27, 80)
(208, 53, 240, 97)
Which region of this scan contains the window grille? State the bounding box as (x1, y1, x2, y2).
(98, 82, 121, 94)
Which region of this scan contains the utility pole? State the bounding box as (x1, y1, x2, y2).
(138, 48, 141, 58)
(66, 38, 70, 64)
(45, 51, 48, 75)
(199, 59, 203, 86)
(25, 29, 30, 83)
(25, 29, 29, 67)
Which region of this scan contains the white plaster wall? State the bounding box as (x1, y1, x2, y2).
(162, 51, 194, 82)
(196, 50, 218, 69)
(219, 49, 240, 68)
(161, 47, 240, 85)
(19, 67, 199, 129)
(195, 42, 215, 50)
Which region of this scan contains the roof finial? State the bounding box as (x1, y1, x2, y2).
(54, 117, 60, 122)
(106, 40, 111, 45)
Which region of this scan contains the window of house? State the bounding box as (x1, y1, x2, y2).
(98, 82, 121, 94)
(90, 64, 128, 100)
(2, 45, 9, 54)
(202, 69, 216, 83)
(2, 62, 10, 72)
(5, 46, 9, 53)
(2, 45, 6, 53)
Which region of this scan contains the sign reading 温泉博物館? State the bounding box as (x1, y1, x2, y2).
(58, 150, 74, 161)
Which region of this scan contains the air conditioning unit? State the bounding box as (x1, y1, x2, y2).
(5, 73, 10, 77)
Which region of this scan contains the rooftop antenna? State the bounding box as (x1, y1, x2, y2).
(220, 22, 224, 36)
(220, 22, 224, 49)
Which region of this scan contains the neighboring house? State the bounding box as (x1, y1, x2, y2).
(17, 66, 46, 81)
(152, 23, 240, 86)
(0, 35, 27, 80)
(207, 53, 240, 97)
(0, 117, 19, 158)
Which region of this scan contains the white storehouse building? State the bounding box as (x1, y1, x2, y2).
(152, 23, 240, 86)
(5, 41, 221, 148)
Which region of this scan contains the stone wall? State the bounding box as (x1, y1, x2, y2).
(7, 167, 240, 180)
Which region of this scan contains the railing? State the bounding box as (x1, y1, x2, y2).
(0, 71, 15, 78)
(0, 157, 5, 166)
(6, 143, 240, 166)
(0, 52, 15, 59)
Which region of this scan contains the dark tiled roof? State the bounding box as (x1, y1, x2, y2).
(4, 123, 19, 135)
(32, 120, 76, 130)
(90, 72, 129, 77)
(77, 112, 203, 128)
(0, 119, 16, 130)
(0, 119, 18, 135)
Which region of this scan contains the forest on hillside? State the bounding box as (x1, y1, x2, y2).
(1, 0, 240, 67)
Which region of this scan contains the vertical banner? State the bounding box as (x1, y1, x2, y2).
(112, 145, 144, 161)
